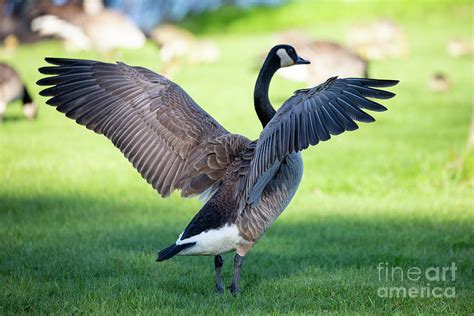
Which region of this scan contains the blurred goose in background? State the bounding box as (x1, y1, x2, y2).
(38, 44, 397, 294)
(273, 30, 367, 86)
(151, 24, 194, 49)
(31, 14, 91, 51)
(0, 63, 38, 123)
(151, 24, 220, 74)
(429, 72, 451, 92)
(0, 0, 43, 45)
(347, 19, 409, 60)
(31, 0, 145, 52)
(447, 39, 474, 57)
(28, 0, 91, 50)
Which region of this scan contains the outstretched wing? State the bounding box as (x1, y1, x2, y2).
(38, 58, 250, 198)
(244, 77, 398, 207)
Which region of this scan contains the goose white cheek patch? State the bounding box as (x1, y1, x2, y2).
(276, 48, 294, 67)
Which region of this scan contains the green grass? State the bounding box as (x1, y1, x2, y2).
(1, 0, 473, 314)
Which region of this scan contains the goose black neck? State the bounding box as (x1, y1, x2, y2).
(254, 54, 279, 127)
(22, 86, 32, 104)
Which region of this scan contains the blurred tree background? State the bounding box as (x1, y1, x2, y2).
(0, 0, 472, 314)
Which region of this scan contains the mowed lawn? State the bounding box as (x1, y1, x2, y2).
(1, 1, 473, 314)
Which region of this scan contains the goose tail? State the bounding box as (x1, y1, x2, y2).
(156, 242, 195, 262)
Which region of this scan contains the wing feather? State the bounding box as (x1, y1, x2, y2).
(38, 58, 250, 198)
(242, 77, 398, 210)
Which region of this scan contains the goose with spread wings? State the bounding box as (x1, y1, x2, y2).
(37, 44, 398, 295)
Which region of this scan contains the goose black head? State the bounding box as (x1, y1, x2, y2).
(271, 44, 310, 68)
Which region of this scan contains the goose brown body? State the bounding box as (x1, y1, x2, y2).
(0, 63, 37, 122)
(37, 44, 398, 294)
(0, 63, 24, 104)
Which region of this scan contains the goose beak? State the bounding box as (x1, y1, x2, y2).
(295, 56, 310, 65)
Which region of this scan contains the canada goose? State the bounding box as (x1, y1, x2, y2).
(37, 44, 398, 295)
(347, 19, 409, 60)
(429, 73, 451, 92)
(151, 24, 194, 48)
(31, 0, 145, 52)
(0, 0, 42, 44)
(31, 15, 91, 51)
(28, 0, 86, 47)
(151, 24, 220, 76)
(447, 39, 474, 57)
(0, 63, 37, 123)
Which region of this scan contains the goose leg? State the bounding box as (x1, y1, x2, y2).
(214, 255, 224, 293)
(228, 253, 244, 296)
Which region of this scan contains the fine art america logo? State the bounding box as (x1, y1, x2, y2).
(377, 262, 456, 298)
